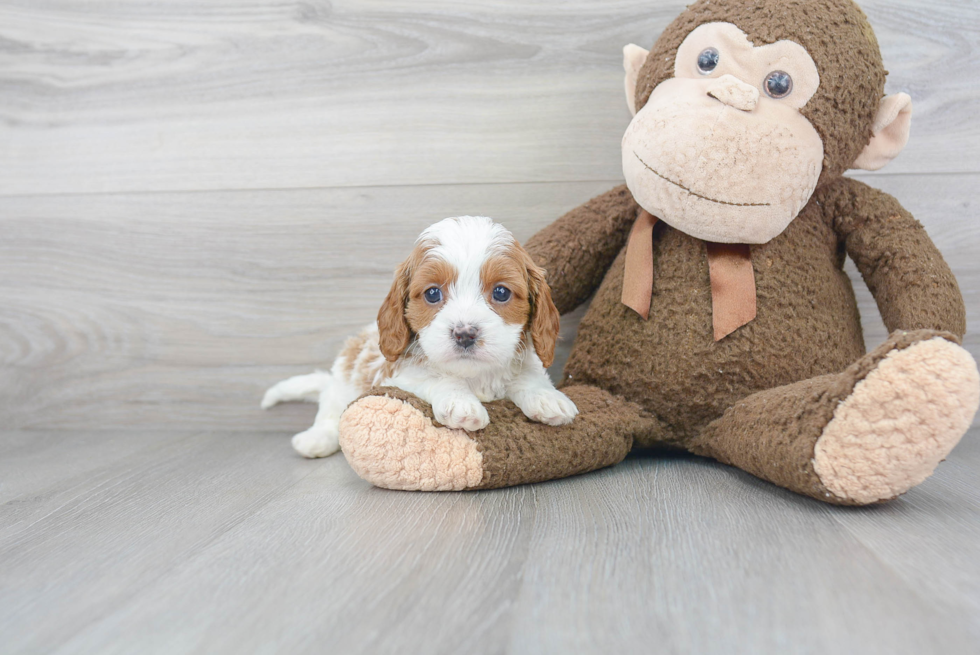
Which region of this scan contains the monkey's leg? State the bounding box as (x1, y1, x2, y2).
(690, 330, 979, 505)
(338, 385, 661, 491)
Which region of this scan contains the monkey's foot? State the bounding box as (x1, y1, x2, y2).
(338, 394, 484, 491)
(813, 337, 979, 504)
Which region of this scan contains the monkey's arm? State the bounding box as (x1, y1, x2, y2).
(828, 177, 966, 338)
(524, 184, 640, 314)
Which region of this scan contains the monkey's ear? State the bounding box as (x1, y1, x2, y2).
(623, 44, 650, 117)
(852, 93, 913, 171)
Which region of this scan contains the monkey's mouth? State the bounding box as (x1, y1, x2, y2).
(633, 151, 770, 207)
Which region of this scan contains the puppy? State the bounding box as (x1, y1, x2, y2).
(262, 216, 578, 458)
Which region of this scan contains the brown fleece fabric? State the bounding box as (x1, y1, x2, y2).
(690, 330, 962, 505)
(524, 185, 639, 315)
(634, 0, 886, 189)
(542, 176, 967, 448)
(518, 173, 966, 500)
(825, 178, 967, 335)
(554, 182, 863, 444)
(364, 385, 652, 489)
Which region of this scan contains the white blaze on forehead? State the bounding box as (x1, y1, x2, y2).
(419, 216, 514, 296)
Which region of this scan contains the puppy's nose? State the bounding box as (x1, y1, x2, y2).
(452, 325, 479, 349)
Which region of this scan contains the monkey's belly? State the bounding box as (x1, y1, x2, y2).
(563, 224, 865, 444)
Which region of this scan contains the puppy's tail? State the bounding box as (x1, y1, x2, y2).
(261, 371, 332, 409)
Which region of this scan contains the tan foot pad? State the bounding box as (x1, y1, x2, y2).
(338, 394, 484, 491)
(814, 337, 980, 504)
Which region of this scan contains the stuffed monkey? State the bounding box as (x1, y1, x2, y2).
(337, 0, 979, 505)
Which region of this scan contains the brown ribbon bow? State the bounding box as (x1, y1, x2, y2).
(621, 210, 757, 341)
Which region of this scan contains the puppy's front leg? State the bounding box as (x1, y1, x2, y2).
(408, 377, 490, 432)
(506, 353, 578, 426)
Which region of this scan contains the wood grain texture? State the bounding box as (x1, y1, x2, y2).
(0, 0, 978, 195)
(1, 174, 976, 431)
(0, 427, 977, 654)
(0, 180, 615, 431)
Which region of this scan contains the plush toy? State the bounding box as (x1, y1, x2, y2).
(336, 0, 979, 505)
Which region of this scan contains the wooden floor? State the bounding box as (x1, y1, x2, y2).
(2, 1, 979, 653)
(1, 426, 978, 654)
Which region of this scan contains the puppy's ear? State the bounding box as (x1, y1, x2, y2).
(377, 259, 413, 362)
(524, 253, 561, 369)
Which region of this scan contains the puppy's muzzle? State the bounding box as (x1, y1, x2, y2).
(452, 325, 480, 350)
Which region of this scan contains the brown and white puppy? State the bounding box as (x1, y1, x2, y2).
(262, 216, 577, 458)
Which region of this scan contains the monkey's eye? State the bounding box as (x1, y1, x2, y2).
(697, 48, 719, 74)
(424, 287, 443, 304)
(764, 71, 793, 98)
(491, 286, 511, 303)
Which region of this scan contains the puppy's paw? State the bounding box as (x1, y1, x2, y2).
(517, 388, 578, 426)
(291, 426, 341, 458)
(433, 395, 490, 432)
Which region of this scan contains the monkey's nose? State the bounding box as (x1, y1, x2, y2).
(707, 74, 759, 112)
(452, 325, 479, 349)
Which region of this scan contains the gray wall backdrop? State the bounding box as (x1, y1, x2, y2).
(1, 0, 977, 433)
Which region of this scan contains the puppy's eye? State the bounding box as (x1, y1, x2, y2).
(697, 48, 719, 74)
(424, 287, 442, 304)
(492, 286, 511, 302)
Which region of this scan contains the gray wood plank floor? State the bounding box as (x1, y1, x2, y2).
(1, 0, 978, 653)
(1, 428, 978, 654)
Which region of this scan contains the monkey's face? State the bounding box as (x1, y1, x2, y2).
(622, 23, 824, 244)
